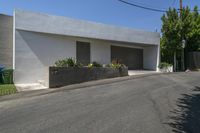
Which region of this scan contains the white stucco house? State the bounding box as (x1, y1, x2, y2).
(0, 9, 160, 88)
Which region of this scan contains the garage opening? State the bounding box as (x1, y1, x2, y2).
(111, 46, 143, 70)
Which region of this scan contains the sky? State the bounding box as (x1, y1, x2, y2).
(0, 0, 200, 32)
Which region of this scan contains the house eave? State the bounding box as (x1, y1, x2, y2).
(14, 9, 160, 46)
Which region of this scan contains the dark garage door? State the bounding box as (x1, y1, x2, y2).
(111, 46, 143, 70)
(76, 41, 90, 65)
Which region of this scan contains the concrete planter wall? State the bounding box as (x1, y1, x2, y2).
(49, 67, 128, 88)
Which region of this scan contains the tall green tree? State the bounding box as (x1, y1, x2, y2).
(186, 6, 200, 52)
(161, 6, 200, 70)
(161, 8, 182, 70)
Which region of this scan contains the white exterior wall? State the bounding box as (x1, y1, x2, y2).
(91, 42, 111, 64)
(14, 30, 76, 85)
(14, 30, 159, 86)
(143, 46, 160, 71)
(14, 31, 113, 85)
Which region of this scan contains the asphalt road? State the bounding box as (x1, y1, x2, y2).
(0, 72, 200, 133)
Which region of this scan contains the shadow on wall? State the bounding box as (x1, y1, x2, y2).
(167, 86, 200, 133)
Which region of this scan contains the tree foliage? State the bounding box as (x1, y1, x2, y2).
(161, 6, 200, 65)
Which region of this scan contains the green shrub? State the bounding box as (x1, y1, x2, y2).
(158, 62, 172, 69)
(74, 62, 83, 68)
(107, 59, 126, 69)
(92, 61, 102, 67)
(88, 61, 102, 68)
(66, 58, 76, 67)
(109, 63, 127, 69)
(55, 59, 68, 67)
(111, 63, 121, 69)
(54, 57, 82, 67)
(111, 59, 121, 64)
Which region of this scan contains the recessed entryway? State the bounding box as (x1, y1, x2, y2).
(111, 45, 143, 70)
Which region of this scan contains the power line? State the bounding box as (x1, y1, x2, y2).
(118, 0, 200, 13)
(118, 0, 167, 13)
(123, 0, 156, 8)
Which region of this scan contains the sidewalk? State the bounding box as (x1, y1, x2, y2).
(128, 70, 159, 76)
(0, 72, 163, 102)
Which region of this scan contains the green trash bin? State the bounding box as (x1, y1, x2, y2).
(2, 69, 13, 84)
(0, 65, 5, 84)
(0, 72, 3, 84)
(0, 71, 3, 84)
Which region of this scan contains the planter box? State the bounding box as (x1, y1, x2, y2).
(49, 67, 128, 88)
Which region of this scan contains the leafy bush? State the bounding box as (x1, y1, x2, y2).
(92, 61, 102, 67)
(88, 61, 102, 68)
(55, 59, 68, 67)
(54, 57, 82, 67)
(74, 62, 83, 67)
(158, 62, 172, 69)
(111, 59, 121, 64)
(108, 63, 127, 69)
(66, 58, 76, 67)
(107, 59, 126, 69)
(110, 63, 122, 69)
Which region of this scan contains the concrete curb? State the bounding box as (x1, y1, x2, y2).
(0, 72, 168, 102)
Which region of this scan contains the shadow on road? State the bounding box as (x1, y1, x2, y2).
(168, 86, 200, 133)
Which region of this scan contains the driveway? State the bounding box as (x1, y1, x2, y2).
(128, 70, 158, 75)
(0, 72, 200, 133)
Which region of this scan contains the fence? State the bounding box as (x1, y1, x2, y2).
(187, 52, 200, 69)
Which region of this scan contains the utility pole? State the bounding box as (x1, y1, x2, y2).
(180, 0, 185, 71)
(174, 0, 183, 72)
(174, 0, 184, 72)
(180, 0, 183, 16)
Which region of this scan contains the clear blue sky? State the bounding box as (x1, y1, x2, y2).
(0, 0, 199, 32)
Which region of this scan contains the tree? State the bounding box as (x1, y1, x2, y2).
(161, 8, 182, 71)
(161, 6, 200, 70)
(186, 6, 200, 52)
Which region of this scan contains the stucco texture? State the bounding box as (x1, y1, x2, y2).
(0, 14, 13, 68)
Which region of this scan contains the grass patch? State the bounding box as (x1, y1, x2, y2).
(0, 84, 17, 96)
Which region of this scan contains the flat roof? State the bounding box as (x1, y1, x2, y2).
(14, 9, 160, 45)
